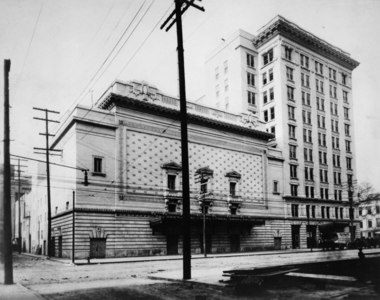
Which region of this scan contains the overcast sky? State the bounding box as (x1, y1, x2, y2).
(0, 0, 379, 191)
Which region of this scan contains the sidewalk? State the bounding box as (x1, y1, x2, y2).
(25, 247, 326, 265)
(0, 283, 43, 300)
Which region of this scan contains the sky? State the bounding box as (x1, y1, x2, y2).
(0, 0, 379, 191)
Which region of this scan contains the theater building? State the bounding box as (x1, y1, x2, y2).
(43, 79, 292, 259)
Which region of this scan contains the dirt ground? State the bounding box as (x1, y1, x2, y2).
(5, 251, 380, 299)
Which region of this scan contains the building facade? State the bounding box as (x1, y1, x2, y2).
(205, 15, 360, 245)
(359, 194, 380, 239)
(35, 80, 293, 259)
(22, 16, 361, 259)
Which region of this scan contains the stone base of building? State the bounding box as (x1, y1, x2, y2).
(49, 210, 357, 259)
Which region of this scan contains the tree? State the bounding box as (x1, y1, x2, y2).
(358, 182, 375, 201)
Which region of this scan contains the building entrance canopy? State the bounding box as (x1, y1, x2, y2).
(150, 213, 265, 235)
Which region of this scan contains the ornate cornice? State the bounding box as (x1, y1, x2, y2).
(254, 16, 359, 70)
(100, 93, 274, 141)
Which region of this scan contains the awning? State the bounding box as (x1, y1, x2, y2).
(319, 221, 350, 232)
(150, 213, 265, 235)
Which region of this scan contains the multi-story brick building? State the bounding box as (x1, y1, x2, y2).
(205, 15, 360, 247)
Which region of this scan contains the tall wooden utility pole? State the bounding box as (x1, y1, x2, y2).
(161, 0, 204, 280)
(72, 191, 75, 264)
(3, 59, 13, 284)
(15, 159, 27, 254)
(33, 108, 60, 257)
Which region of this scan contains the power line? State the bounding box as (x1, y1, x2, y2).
(14, 0, 45, 91)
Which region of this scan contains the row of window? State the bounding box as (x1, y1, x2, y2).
(291, 203, 347, 220)
(286, 77, 350, 103)
(289, 125, 352, 151)
(359, 206, 380, 216)
(289, 162, 352, 185)
(290, 184, 344, 201)
(215, 60, 229, 80)
(361, 218, 380, 229)
(284, 46, 349, 86)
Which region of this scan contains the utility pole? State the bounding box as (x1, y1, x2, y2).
(161, 0, 204, 280)
(348, 178, 355, 242)
(33, 108, 60, 257)
(3, 59, 13, 284)
(72, 191, 75, 264)
(13, 159, 27, 254)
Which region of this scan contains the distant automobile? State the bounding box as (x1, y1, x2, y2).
(320, 232, 350, 250)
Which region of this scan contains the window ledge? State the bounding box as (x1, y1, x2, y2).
(91, 172, 106, 177)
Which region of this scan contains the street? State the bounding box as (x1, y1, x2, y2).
(1, 248, 380, 299)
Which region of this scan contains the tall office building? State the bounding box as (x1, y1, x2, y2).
(205, 15, 360, 243)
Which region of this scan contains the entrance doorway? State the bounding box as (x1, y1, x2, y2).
(306, 225, 317, 248)
(230, 234, 240, 252)
(58, 236, 63, 258)
(90, 238, 106, 258)
(166, 235, 178, 255)
(291, 225, 300, 249)
(50, 238, 54, 257)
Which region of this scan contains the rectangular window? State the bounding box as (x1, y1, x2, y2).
(288, 105, 295, 120)
(329, 68, 337, 81)
(300, 54, 309, 68)
(93, 157, 103, 173)
(301, 73, 310, 88)
(345, 140, 351, 152)
(326, 207, 330, 219)
(263, 91, 268, 104)
(343, 91, 348, 103)
(247, 72, 255, 86)
(329, 85, 337, 98)
(286, 67, 293, 81)
(291, 204, 299, 217)
(269, 88, 274, 101)
(270, 107, 275, 120)
(302, 91, 311, 106)
(306, 204, 310, 218)
(247, 91, 256, 105)
(321, 206, 325, 218)
(335, 207, 339, 219)
(285, 47, 292, 60)
(289, 125, 296, 139)
(273, 180, 279, 193)
(344, 124, 350, 136)
(264, 110, 268, 122)
(303, 128, 312, 143)
(305, 166, 314, 181)
(289, 145, 297, 159)
(247, 53, 255, 68)
(224, 60, 228, 73)
(344, 107, 350, 120)
(340, 207, 343, 219)
(269, 68, 274, 81)
(342, 73, 347, 85)
(229, 182, 236, 196)
(290, 164, 298, 179)
(312, 205, 316, 218)
(315, 61, 323, 75)
(263, 49, 274, 65)
(168, 174, 176, 190)
(290, 184, 298, 197)
(346, 157, 352, 170)
(287, 86, 294, 101)
(262, 73, 267, 85)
